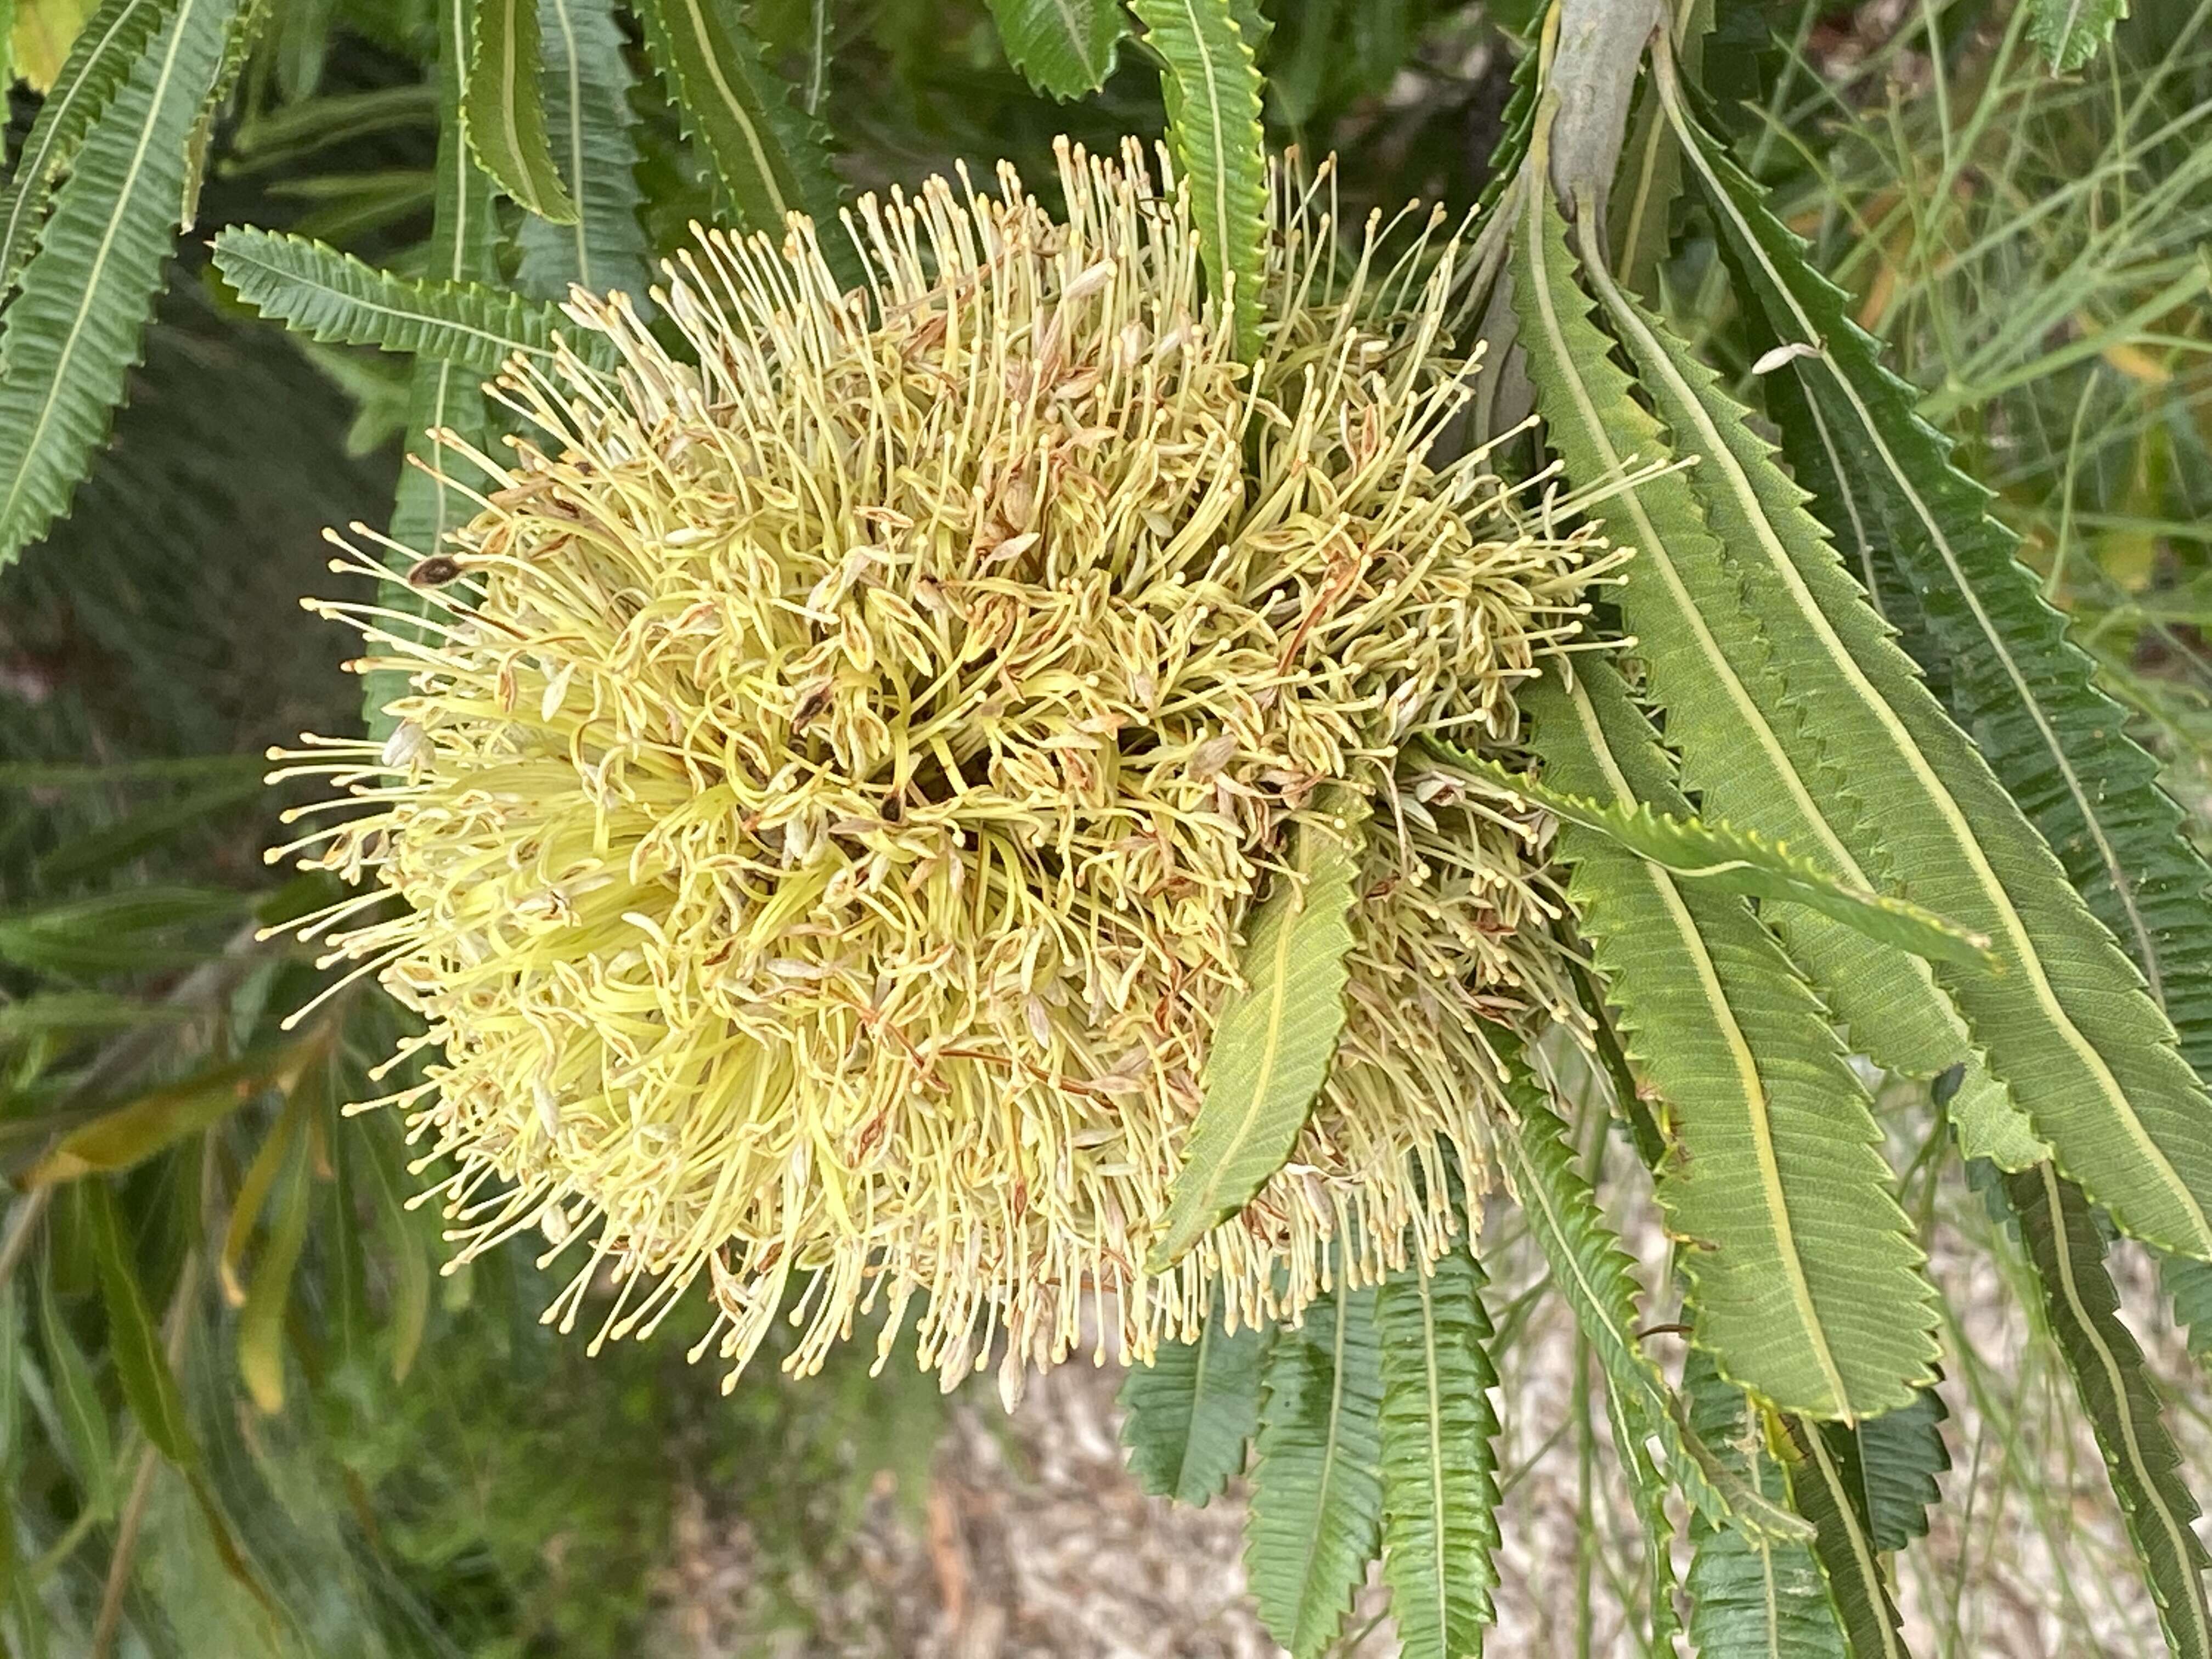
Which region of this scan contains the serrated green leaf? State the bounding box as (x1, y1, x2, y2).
(1149, 790, 1366, 1271)
(632, 0, 848, 262)
(1129, 0, 1266, 361)
(516, 0, 650, 304)
(1493, 1074, 1814, 1544)
(212, 227, 616, 376)
(1424, 736, 1989, 969)
(1683, 1356, 1848, 1659)
(463, 0, 577, 222)
(1247, 1276, 1385, 1658)
(0, 0, 240, 567)
(372, 0, 503, 740)
(1508, 108, 1975, 1096)
(2163, 1253, 2212, 1365)
(986, 0, 1122, 97)
(0, 0, 171, 313)
(1997, 1162, 2212, 1658)
(1680, 93, 2212, 1126)
(82, 1180, 198, 1468)
(1525, 657, 1940, 1420)
(37, 1262, 115, 1521)
(1119, 1310, 1266, 1506)
(1775, 1415, 1909, 1659)
(1602, 84, 2212, 1267)
(2028, 0, 2125, 70)
(1825, 1381, 1949, 1554)
(1376, 1245, 1499, 1659)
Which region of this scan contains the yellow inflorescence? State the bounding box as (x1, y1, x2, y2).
(270, 138, 1611, 1400)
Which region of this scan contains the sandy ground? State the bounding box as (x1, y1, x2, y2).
(654, 1161, 2210, 1659)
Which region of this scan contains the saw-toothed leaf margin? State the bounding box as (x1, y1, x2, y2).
(986, 0, 1125, 97)
(1128, 0, 1267, 360)
(1246, 1274, 1385, 1658)
(0, 0, 241, 568)
(462, 0, 579, 222)
(1990, 1162, 2212, 1658)
(1120, 1311, 1267, 1507)
(1149, 791, 1367, 1271)
(211, 228, 620, 376)
(1522, 656, 1942, 1421)
(1670, 68, 2212, 1130)
(1375, 1244, 1500, 1659)
(516, 0, 651, 305)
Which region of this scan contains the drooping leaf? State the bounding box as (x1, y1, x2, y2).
(1128, 0, 1267, 360)
(1558, 94, 2212, 1267)
(2163, 1254, 2212, 1365)
(1824, 1381, 1950, 1553)
(0, 0, 171, 313)
(631, 0, 849, 262)
(1682, 1356, 1848, 1659)
(516, 0, 651, 304)
(986, 0, 1122, 97)
(1424, 737, 1989, 968)
(1680, 93, 2212, 1115)
(462, 0, 578, 221)
(1996, 1162, 2212, 1658)
(1523, 658, 1940, 1421)
(1149, 791, 1367, 1270)
(37, 1261, 116, 1520)
(1119, 1311, 1267, 1507)
(1775, 1415, 1910, 1659)
(1492, 1073, 1813, 1544)
(20, 1034, 324, 1187)
(211, 228, 618, 376)
(235, 1114, 313, 1414)
(1246, 1276, 1385, 1658)
(0, 0, 241, 567)
(363, 1114, 431, 1381)
(1507, 111, 1974, 1094)
(81, 1180, 198, 1468)
(1375, 1245, 1499, 1659)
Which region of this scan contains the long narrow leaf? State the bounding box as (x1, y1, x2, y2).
(212, 227, 616, 376)
(0, 0, 240, 566)
(1246, 1275, 1385, 1658)
(82, 1180, 198, 1468)
(0, 0, 171, 311)
(516, 0, 650, 303)
(1376, 1245, 1499, 1659)
(1524, 658, 1939, 1420)
(1997, 1162, 2212, 1658)
(1129, 0, 1267, 360)
(462, 0, 578, 221)
(987, 0, 1123, 97)
(1149, 791, 1366, 1270)
(1775, 1415, 1910, 1659)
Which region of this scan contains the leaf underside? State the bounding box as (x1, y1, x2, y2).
(1119, 1310, 1267, 1507)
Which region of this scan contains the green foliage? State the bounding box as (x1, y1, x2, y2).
(1994, 1161, 2212, 1657)
(1150, 791, 1366, 1269)
(1375, 1243, 1499, 1659)
(986, 0, 1123, 97)
(1119, 1310, 1267, 1507)
(516, 0, 651, 303)
(1825, 1381, 1950, 1553)
(464, 0, 579, 221)
(1524, 656, 1941, 1420)
(211, 226, 617, 374)
(1681, 1357, 1848, 1659)
(1128, 0, 1267, 359)
(2030, 0, 2129, 70)
(0, 0, 241, 567)
(1774, 1414, 1909, 1659)
(1246, 1274, 1385, 1658)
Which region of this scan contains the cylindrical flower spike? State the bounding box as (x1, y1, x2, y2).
(274, 136, 1612, 1397)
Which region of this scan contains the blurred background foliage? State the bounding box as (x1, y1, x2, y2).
(1, 0, 2208, 1650)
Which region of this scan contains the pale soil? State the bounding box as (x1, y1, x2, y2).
(656, 1166, 2211, 1659)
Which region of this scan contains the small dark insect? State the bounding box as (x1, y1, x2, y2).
(407, 555, 465, 587)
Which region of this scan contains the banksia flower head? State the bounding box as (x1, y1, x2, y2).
(270, 137, 1610, 1400)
